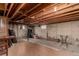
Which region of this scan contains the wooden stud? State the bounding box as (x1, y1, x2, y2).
(10, 3, 25, 20)
(6, 3, 14, 17)
(15, 4, 42, 20)
(4, 3, 8, 16)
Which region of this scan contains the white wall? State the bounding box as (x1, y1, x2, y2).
(34, 26, 47, 38)
(34, 21, 79, 41)
(48, 21, 72, 38)
(9, 24, 27, 40)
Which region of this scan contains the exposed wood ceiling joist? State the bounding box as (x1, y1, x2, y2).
(44, 4, 79, 20)
(31, 4, 79, 23)
(10, 3, 25, 20)
(15, 3, 42, 20)
(4, 3, 8, 16)
(0, 4, 5, 11)
(5, 3, 79, 25)
(33, 4, 76, 20)
(28, 3, 58, 17)
(32, 13, 79, 25)
(31, 10, 79, 25)
(26, 4, 42, 14)
(18, 11, 27, 16)
(31, 10, 79, 24)
(6, 3, 14, 17)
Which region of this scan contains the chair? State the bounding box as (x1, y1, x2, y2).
(60, 35, 68, 48)
(0, 37, 8, 56)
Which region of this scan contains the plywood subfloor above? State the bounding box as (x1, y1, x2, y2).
(8, 41, 77, 56)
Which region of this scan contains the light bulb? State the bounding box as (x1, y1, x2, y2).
(54, 7, 57, 11)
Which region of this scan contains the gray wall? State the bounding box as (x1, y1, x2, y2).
(34, 21, 79, 41)
(35, 26, 47, 38)
(9, 24, 27, 40)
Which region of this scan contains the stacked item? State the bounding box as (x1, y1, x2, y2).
(0, 37, 8, 56)
(8, 29, 17, 47)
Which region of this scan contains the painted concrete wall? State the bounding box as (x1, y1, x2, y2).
(34, 26, 47, 38)
(34, 21, 79, 42)
(9, 24, 27, 40)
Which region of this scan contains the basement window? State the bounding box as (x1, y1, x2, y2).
(41, 25, 47, 29)
(22, 25, 26, 29)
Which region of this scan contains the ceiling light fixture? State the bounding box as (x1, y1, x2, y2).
(30, 16, 35, 19)
(42, 9, 45, 12)
(54, 7, 57, 11)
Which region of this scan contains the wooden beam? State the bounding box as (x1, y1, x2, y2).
(10, 3, 25, 20)
(31, 9, 79, 24)
(15, 3, 42, 20)
(31, 13, 79, 25)
(4, 3, 8, 16)
(26, 4, 42, 14)
(0, 4, 6, 11)
(36, 4, 77, 20)
(31, 4, 79, 22)
(29, 3, 58, 17)
(18, 11, 27, 16)
(39, 5, 79, 21)
(28, 10, 43, 18)
(36, 9, 79, 23)
(6, 3, 14, 17)
(10, 21, 26, 25)
(48, 13, 79, 24)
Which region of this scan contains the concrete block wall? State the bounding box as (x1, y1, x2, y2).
(9, 24, 27, 40)
(34, 26, 47, 39)
(34, 20, 79, 42)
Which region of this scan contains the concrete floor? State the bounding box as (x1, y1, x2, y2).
(8, 39, 78, 56)
(29, 38, 79, 53)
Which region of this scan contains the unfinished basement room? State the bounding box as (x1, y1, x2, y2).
(0, 3, 79, 56)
